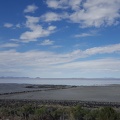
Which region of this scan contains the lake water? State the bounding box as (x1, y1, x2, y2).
(0, 78, 120, 86)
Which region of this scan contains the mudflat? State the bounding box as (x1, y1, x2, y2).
(0, 83, 120, 102)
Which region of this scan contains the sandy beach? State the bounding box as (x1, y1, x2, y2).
(0, 83, 120, 103)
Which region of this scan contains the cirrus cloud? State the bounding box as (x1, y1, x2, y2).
(0, 43, 120, 77)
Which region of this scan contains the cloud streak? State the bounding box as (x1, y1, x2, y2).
(0, 43, 19, 48)
(4, 23, 13, 28)
(75, 31, 97, 38)
(0, 43, 120, 77)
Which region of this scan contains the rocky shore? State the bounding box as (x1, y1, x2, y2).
(0, 99, 120, 108)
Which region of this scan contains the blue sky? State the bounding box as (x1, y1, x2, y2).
(0, 0, 120, 78)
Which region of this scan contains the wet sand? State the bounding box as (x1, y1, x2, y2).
(0, 84, 120, 102)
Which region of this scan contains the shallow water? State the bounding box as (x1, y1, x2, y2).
(0, 78, 120, 86)
(1, 85, 120, 102)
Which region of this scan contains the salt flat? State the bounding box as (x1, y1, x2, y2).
(0, 84, 120, 102)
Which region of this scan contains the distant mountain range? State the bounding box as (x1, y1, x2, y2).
(0, 77, 31, 79)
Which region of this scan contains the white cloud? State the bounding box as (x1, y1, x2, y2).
(24, 4, 38, 13)
(75, 30, 98, 38)
(0, 43, 119, 66)
(54, 58, 120, 78)
(75, 33, 94, 38)
(48, 26, 56, 30)
(68, 0, 82, 10)
(56, 58, 120, 71)
(4, 23, 13, 28)
(46, 0, 120, 27)
(46, 0, 68, 9)
(16, 24, 21, 28)
(41, 12, 68, 22)
(25, 16, 40, 25)
(84, 44, 120, 55)
(41, 12, 62, 22)
(0, 43, 120, 77)
(51, 45, 62, 48)
(46, 0, 82, 10)
(39, 39, 54, 46)
(4, 23, 21, 29)
(20, 16, 56, 42)
(10, 39, 19, 42)
(70, 0, 120, 27)
(0, 43, 19, 48)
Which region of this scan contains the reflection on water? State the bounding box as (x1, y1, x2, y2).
(0, 78, 120, 86)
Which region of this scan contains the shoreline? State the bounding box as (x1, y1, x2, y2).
(1, 83, 120, 103)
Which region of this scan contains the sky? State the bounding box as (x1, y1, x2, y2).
(0, 0, 120, 78)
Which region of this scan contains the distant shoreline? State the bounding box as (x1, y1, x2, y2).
(0, 78, 120, 86)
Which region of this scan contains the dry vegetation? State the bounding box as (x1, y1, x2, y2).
(0, 100, 120, 120)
